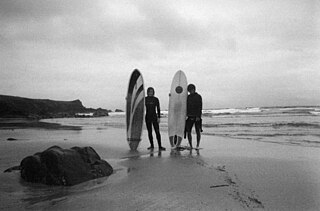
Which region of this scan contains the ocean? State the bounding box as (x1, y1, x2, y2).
(43, 106, 320, 148)
(1, 106, 320, 211)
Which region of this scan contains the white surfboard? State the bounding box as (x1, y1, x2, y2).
(168, 70, 188, 148)
(126, 69, 145, 150)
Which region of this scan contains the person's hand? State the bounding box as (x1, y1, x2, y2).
(158, 118, 161, 123)
(196, 117, 201, 121)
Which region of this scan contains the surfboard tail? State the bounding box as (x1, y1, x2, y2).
(169, 136, 182, 147)
(127, 138, 141, 151)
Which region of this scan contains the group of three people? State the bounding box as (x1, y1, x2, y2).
(145, 84, 202, 151)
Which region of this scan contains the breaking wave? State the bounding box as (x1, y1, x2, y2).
(202, 106, 320, 117)
(202, 122, 320, 129)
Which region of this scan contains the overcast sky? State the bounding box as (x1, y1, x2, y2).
(1, 0, 319, 110)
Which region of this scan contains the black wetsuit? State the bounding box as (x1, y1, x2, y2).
(145, 96, 162, 148)
(186, 92, 202, 133)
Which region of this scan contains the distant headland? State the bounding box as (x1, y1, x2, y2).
(0, 95, 110, 119)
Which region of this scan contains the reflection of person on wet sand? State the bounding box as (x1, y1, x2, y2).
(186, 147, 200, 156)
(170, 148, 200, 157)
(170, 149, 181, 157)
(150, 150, 162, 157)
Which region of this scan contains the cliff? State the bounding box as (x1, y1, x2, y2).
(0, 95, 108, 119)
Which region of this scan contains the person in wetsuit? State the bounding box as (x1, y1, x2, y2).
(145, 87, 166, 151)
(185, 84, 202, 150)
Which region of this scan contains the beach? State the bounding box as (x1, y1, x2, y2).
(0, 111, 320, 210)
(2, 0, 320, 210)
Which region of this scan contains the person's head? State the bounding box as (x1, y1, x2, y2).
(147, 87, 155, 96)
(187, 84, 196, 93)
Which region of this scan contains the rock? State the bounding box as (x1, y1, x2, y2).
(19, 146, 113, 186)
(4, 166, 21, 172)
(0, 94, 109, 118)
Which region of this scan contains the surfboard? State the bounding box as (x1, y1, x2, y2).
(126, 69, 145, 150)
(168, 70, 188, 148)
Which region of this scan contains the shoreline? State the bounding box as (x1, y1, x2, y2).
(0, 118, 82, 131)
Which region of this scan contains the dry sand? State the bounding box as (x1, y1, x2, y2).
(0, 121, 319, 210)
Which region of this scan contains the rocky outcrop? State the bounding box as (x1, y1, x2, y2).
(0, 95, 108, 119)
(19, 146, 113, 186)
(115, 109, 124, 112)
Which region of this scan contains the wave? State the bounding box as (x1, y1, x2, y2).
(202, 133, 320, 148)
(310, 111, 320, 116)
(203, 132, 313, 138)
(110, 106, 320, 117)
(272, 122, 320, 129)
(202, 122, 320, 129)
(108, 112, 125, 116)
(203, 106, 320, 117)
(203, 107, 262, 116)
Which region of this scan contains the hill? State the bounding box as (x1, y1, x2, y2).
(0, 95, 109, 119)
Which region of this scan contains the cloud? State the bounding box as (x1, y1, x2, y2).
(0, 0, 319, 109)
(0, 0, 96, 20)
(0, 0, 235, 55)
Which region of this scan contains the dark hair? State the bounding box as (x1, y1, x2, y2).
(187, 84, 196, 92)
(147, 87, 155, 93)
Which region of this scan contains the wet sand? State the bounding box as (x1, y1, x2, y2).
(0, 120, 320, 210)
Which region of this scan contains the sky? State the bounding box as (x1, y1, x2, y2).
(1, 0, 319, 110)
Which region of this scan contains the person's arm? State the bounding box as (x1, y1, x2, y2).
(156, 98, 161, 119)
(196, 95, 202, 120)
(199, 95, 202, 118)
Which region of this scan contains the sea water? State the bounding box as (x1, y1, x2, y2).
(43, 106, 320, 148)
(1, 106, 320, 210)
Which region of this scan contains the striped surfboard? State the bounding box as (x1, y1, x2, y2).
(126, 69, 145, 150)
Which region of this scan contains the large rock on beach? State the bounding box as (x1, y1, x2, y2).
(20, 146, 113, 186)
